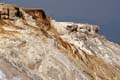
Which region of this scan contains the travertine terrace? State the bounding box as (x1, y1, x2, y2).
(0, 3, 120, 80)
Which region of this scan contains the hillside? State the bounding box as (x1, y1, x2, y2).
(0, 3, 120, 80)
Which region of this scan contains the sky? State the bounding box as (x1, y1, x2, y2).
(1, 0, 120, 44)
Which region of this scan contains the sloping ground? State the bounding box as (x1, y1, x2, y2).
(0, 3, 120, 80)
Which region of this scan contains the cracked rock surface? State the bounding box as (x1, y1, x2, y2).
(0, 3, 120, 80)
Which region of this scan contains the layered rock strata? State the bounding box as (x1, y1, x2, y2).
(0, 3, 120, 80)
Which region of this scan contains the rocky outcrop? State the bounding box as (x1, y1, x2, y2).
(24, 8, 50, 26)
(0, 4, 23, 19)
(0, 3, 120, 80)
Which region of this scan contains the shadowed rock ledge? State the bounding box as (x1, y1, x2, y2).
(0, 3, 120, 80)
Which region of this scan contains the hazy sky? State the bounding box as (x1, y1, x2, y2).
(1, 0, 120, 44)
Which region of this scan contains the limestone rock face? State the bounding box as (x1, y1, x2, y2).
(0, 3, 120, 80)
